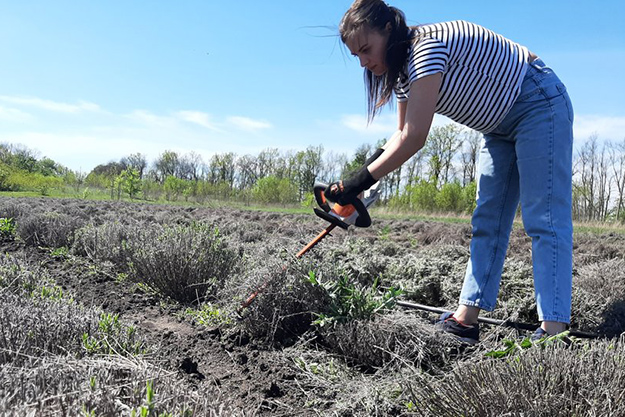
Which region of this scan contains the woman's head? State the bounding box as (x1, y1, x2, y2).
(340, 0, 412, 121)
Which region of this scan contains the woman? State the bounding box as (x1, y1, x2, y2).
(324, 0, 574, 344)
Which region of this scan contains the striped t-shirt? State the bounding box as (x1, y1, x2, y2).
(394, 20, 531, 133)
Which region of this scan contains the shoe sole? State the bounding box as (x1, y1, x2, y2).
(453, 335, 479, 345)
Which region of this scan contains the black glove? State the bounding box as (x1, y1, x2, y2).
(324, 165, 377, 206)
(364, 148, 384, 167)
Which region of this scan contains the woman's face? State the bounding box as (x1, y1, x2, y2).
(345, 26, 390, 76)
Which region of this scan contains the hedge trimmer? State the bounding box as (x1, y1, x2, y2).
(237, 181, 381, 313)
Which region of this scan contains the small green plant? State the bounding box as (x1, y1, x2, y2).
(293, 356, 341, 381)
(485, 338, 533, 359)
(130, 380, 155, 417)
(485, 331, 574, 359)
(378, 225, 392, 241)
(98, 312, 120, 334)
(81, 333, 100, 355)
(184, 303, 231, 327)
(81, 312, 145, 356)
(308, 271, 403, 326)
(37, 283, 64, 301)
(50, 246, 70, 259)
(134, 281, 159, 296)
(115, 272, 129, 283)
(81, 405, 96, 417)
(0, 217, 16, 238)
(39, 185, 50, 196)
(130, 380, 178, 417)
(404, 401, 417, 412)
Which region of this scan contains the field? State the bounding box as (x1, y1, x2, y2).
(1, 196, 625, 416)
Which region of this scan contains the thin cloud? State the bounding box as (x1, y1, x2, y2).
(0, 95, 100, 113)
(574, 114, 625, 142)
(341, 114, 394, 135)
(176, 110, 223, 132)
(341, 113, 456, 135)
(125, 110, 177, 128)
(226, 116, 272, 132)
(0, 105, 33, 122)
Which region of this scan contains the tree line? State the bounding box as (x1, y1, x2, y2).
(1, 124, 624, 222)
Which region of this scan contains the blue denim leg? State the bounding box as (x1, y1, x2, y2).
(459, 59, 574, 324)
(459, 127, 521, 312)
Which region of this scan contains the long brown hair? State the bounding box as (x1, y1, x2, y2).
(339, 0, 414, 122)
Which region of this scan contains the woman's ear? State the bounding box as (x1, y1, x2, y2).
(385, 21, 392, 33)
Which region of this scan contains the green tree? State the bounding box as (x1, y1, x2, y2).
(252, 175, 298, 204)
(117, 168, 142, 199)
(425, 124, 464, 186)
(461, 181, 478, 214)
(154, 151, 180, 183)
(163, 175, 189, 201)
(436, 181, 463, 213)
(342, 144, 371, 177)
(120, 153, 147, 179)
(0, 164, 12, 191)
(409, 179, 438, 212)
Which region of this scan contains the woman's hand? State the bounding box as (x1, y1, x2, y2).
(324, 166, 377, 206)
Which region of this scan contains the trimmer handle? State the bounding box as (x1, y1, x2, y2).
(313, 181, 372, 228)
(313, 182, 331, 213)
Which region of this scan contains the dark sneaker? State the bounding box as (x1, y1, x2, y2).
(435, 312, 479, 345)
(530, 327, 548, 342)
(530, 327, 573, 345)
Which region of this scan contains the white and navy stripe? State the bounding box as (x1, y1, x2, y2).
(395, 21, 530, 133)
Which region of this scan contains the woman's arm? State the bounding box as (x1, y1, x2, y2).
(368, 72, 442, 179)
(379, 102, 406, 152)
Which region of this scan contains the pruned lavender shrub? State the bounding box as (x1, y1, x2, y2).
(0, 252, 58, 297)
(16, 211, 83, 248)
(127, 222, 240, 303)
(0, 350, 252, 416)
(384, 245, 468, 306)
(73, 221, 241, 303)
(494, 258, 539, 324)
(71, 221, 133, 264)
(317, 237, 398, 287)
(0, 255, 145, 365)
(317, 311, 457, 371)
(406, 338, 625, 417)
(382, 244, 540, 325)
(572, 258, 625, 337)
(284, 345, 408, 415)
(408, 221, 472, 246)
(237, 256, 330, 345)
(0, 293, 94, 365)
(573, 232, 625, 266)
(0, 200, 26, 222)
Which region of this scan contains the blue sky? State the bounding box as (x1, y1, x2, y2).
(0, 1, 624, 173)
